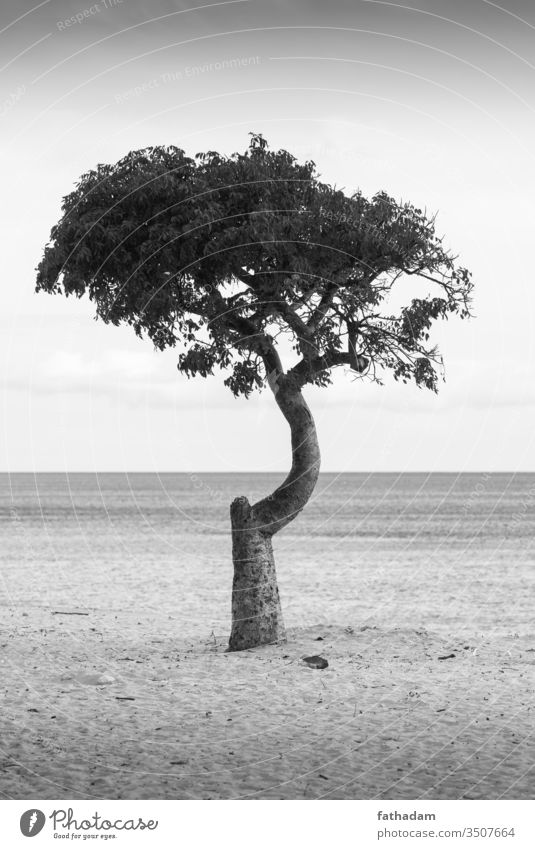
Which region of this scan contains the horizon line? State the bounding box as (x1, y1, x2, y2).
(0, 470, 532, 475)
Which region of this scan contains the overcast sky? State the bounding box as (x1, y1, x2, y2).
(1, 0, 534, 472)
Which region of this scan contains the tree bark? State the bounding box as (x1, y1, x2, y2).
(228, 496, 286, 652)
(228, 375, 320, 651)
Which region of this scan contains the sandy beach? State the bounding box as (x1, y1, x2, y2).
(2, 473, 534, 800)
(2, 609, 533, 800)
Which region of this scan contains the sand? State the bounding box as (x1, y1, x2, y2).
(1, 609, 533, 800)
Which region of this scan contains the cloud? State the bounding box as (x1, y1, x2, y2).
(3, 342, 535, 416)
(41, 349, 157, 381)
(2, 346, 240, 410)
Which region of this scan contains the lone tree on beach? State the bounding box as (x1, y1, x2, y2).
(36, 134, 472, 651)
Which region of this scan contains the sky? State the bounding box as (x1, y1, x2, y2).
(1, 0, 534, 472)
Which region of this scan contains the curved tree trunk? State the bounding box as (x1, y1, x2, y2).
(228, 377, 320, 651)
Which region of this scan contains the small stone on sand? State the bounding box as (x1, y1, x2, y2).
(302, 655, 328, 669)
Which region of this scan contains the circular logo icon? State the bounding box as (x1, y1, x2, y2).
(20, 810, 46, 837)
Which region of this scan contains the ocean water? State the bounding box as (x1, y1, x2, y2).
(1, 472, 534, 638)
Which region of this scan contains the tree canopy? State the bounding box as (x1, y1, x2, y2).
(36, 133, 473, 396)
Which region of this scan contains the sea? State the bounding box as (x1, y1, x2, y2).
(1, 472, 534, 639)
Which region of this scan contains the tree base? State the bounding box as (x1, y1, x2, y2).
(228, 496, 287, 652)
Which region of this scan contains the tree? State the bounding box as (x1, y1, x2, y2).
(36, 133, 473, 651)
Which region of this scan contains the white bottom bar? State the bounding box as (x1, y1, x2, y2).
(2, 799, 534, 848)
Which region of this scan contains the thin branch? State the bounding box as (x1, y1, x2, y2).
(307, 283, 339, 331)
